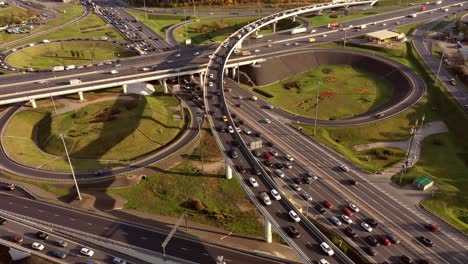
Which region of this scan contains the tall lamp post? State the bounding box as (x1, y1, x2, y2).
(45, 81, 57, 114)
(196, 116, 204, 175)
(313, 81, 321, 137)
(59, 133, 82, 200)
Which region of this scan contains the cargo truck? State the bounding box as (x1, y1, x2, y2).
(309, 38, 316, 43)
(52, 66, 65, 72)
(328, 22, 340, 28)
(291, 27, 307, 35)
(69, 79, 82, 85)
(65, 65, 76, 70)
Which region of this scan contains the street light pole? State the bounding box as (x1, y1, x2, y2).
(46, 81, 57, 114)
(197, 116, 204, 175)
(313, 82, 321, 137)
(343, 29, 348, 47)
(143, 0, 148, 21)
(59, 133, 82, 200)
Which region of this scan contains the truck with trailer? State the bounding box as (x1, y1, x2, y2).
(69, 79, 82, 85)
(291, 27, 307, 35)
(52, 66, 64, 72)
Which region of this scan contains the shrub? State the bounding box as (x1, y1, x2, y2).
(253, 88, 274, 98)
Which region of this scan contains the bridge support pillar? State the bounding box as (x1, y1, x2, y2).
(78, 91, 84, 101)
(235, 39, 242, 49)
(224, 68, 229, 76)
(225, 159, 232, 179)
(123, 85, 128, 94)
(200, 72, 205, 87)
(264, 216, 272, 243)
(292, 15, 296, 22)
(161, 78, 168, 94)
(29, 99, 37, 108)
(232, 67, 236, 79)
(272, 22, 277, 33)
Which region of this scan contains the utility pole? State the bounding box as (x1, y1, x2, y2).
(436, 36, 449, 85)
(46, 81, 57, 114)
(343, 29, 348, 47)
(143, 0, 148, 21)
(192, 0, 196, 17)
(59, 133, 82, 200)
(399, 124, 416, 184)
(197, 116, 204, 175)
(313, 82, 321, 137)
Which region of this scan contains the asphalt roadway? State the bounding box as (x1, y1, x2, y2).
(0, 91, 200, 180)
(0, 193, 289, 264)
(222, 78, 468, 264)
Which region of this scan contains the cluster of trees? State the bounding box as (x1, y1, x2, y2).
(0, 9, 37, 26)
(125, 0, 330, 8)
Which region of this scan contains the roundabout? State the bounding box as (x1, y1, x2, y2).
(231, 48, 426, 126)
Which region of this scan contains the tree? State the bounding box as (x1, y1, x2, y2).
(454, 19, 463, 34)
(70, 50, 75, 58)
(75, 50, 80, 58)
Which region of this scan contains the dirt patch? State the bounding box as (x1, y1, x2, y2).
(283, 80, 301, 90)
(323, 76, 337, 82)
(320, 91, 336, 98)
(355, 88, 369, 94)
(322, 68, 333, 74)
(89, 107, 121, 123)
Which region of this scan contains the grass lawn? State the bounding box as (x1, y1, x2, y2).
(126, 10, 188, 37)
(297, 39, 468, 232)
(3, 12, 126, 53)
(0, 3, 85, 48)
(3, 95, 185, 171)
(108, 154, 265, 237)
(301, 10, 388, 27)
(6, 41, 133, 69)
(174, 17, 256, 44)
(251, 65, 394, 120)
(392, 133, 468, 232)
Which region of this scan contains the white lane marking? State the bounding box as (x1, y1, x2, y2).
(122, 232, 128, 235)
(69, 218, 75, 221)
(141, 237, 147, 240)
(87, 223, 93, 225)
(23, 206, 28, 208)
(38, 210, 44, 213)
(181, 247, 188, 251)
(8, 202, 13, 205)
(54, 214, 59, 217)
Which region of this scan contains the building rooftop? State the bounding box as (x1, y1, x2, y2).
(366, 30, 401, 40)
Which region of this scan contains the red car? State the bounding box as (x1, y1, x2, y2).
(382, 237, 391, 246)
(342, 207, 353, 217)
(426, 224, 439, 232)
(264, 151, 272, 160)
(322, 200, 333, 209)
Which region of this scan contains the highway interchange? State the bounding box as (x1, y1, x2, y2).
(0, 0, 467, 263)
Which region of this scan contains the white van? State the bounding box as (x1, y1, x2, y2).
(251, 96, 258, 101)
(110, 70, 119, 74)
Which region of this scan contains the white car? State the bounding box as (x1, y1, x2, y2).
(339, 164, 350, 172)
(175, 53, 181, 57)
(35, 80, 45, 84)
(285, 162, 292, 169)
(341, 214, 353, 224)
(330, 216, 342, 226)
(263, 118, 271, 124)
(208, 82, 213, 87)
(310, 29, 316, 33)
(320, 242, 334, 256)
(80, 247, 95, 257)
(292, 184, 301, 191)
(249, 177, 259, 187)
(274, 169, 285, 178)
(302, 192, 312, 201)
(254, 49, 260, 53)
(361, 222, 373, 232)
(31, 242, 44, 251)
(270, 189, 281, 200)
(113, 257, 127, 264)
(348, 203, 360, 212)
(193, 51, 200, 55)
(285, 154, 294, 161)
(141, 67, 150, 71)
(209, 73, 214, 79)
(228, 126, 234, 134)
(322, 34, 327, 37)
(289, 210, 301, 222)
(244, 128, 252, 135)
(318, 259, 330, 264)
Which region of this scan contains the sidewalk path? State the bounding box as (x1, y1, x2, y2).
(355, 121, 448, 211)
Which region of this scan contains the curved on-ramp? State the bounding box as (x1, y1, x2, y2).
(0, 98, 199, 180)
